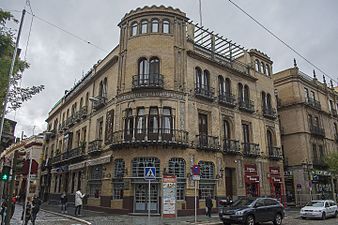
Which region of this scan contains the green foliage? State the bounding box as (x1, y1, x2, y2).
(0, 9, 44, 113)
(325, 152, 338, 175)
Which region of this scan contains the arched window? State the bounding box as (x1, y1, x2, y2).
(124, 109, 133, 138)
(85, 92, 89, 107)
(151, 19, 159, 32)
(267, 93, 272, 109)
(218, 76, 225, 95)
(195, 67, 202, 89)
(223, 120, 231, 139)
(148, 107, 159, 133)
(238, 83, 244, 101)
(140, 20, 148, 34)
(267, 130, 273, 148)
(132, 157, 160, 177)
(162, 107, 172, 133)
(149, 57, 160, 75)
(80, 97, 83, 108)
(203, 70, 210, 90)
(131, 22, 138, 36)
(266, 64, 271, 76)
(255, 59, 261, 72)
(138, 58, 149, 84)
(261, 62, 266, 75)
(244, 85, 250, 103)
(225, 78, 231, 94)
(136, 108, 146, 134)
(163, 20, 170, 33)
(99, 81, 103, 97)
(169, 158, 186, 200)
(261, 91, 266, 109)
(102, 77, 107, 98)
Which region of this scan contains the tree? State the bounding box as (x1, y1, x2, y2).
(0, 9, 44, 114)
(325, 152, 338, 175)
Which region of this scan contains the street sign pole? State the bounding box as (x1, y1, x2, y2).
(194, 180, 197, 224)
(148, 179, 151, 220)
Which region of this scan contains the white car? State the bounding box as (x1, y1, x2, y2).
(300, 200, 338, 220)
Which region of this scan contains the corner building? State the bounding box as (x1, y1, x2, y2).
(44, 6, 283, 215)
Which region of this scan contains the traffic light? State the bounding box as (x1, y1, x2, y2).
(15, 150, 26, 175)
(0, 165, 10, 181)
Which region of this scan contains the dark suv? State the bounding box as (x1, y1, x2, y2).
(218, 197, 285, 225)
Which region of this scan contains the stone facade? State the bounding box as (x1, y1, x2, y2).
(273, 65, 338, 205)
(44, 6, 283, 215)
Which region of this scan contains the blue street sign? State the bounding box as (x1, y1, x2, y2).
(144, 167, 156, 180)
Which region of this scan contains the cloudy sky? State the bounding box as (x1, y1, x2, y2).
(1, 0, 338, 137)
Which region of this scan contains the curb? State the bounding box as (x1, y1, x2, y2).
(40, 208, 92, 225)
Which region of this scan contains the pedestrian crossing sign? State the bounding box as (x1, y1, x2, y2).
(144, 167, 156, 180)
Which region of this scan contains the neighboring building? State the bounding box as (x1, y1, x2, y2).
(0, 118, 17, 153)
(0, 134, 43, 199)
(44, 6, 283, 215)
(273, 63, 338, 206)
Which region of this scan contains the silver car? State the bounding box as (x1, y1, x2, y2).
(300, 200, 338, 220)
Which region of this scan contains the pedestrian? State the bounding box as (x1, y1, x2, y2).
(74, 188, 85, 216)
(0, 200, 7, 225)
(10, 196, 16, 219)
(205, 195, 213, 218)
(31, 195, 42, 225)
(23, 200, 32, 225)
(60, 191, 68, 213)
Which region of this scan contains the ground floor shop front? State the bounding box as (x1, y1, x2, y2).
(47, 148, 285, 215)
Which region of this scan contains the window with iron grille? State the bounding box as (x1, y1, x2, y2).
(198, 161, 215, 199)
(113, 182, 124, 199)
(89, 183, 101, 198)
(114, 159, 125, 178)
(132, 157, 160, 177)
(89, 165, 103, 180)
(169, 158, 186, 200)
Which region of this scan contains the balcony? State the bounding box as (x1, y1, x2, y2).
(242, 143, 260, 157)
(92, 96, 107, 110)
(263, 107, 277, 120)
(65, 145, 86, 161)
(268, 146, 283, 160)
(331, 109, 338, 117)
(78, 106, 88, 119)
(305, 97, 321, 110)
(238, 99, 255, 113)
(218, 93, 236, 108)
(88, 139, 103, 155)
(111, 128, 189, 148)
(196, 134, 220, 151)
(309, 125, 325, 137)
(65, 116, 75, 127)
(132, 74, 164, 90)
(51, 154, 62, 165)
(222, 139, 240, 155)
(195, 85, 214, 101)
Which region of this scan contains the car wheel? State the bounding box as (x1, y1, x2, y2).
(273, 213, 282, 225)
(245, 215, 255, 225)
(223, 222, 231, 225)
(321, 212, 326, 220)
(301, 216, 306, 220)
(334, 211, 338, 218)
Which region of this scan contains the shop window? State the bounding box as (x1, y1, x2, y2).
(169, 158, 186, 200)
(163, 19, 170, 33)
(151, 19, 159, 32)
(132, 157, 160, 177)
(198, 161, 215, 199)
(131, 22, 138, 36)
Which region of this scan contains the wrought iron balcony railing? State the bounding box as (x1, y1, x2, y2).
(238, 99, 255, 113)
(242, 142, 260, 157)
(222, 139, 240, 155)
(218, 93, 236, 108)
(196, 134, 220, 151)
(88, 139, 103, 154)
(132, 74, 164, 89)
(92, 96, 107, 110)
(51, 154, 62, 165)
(309, 125, 325, 137)
(263, 107, 277, 119)
(111, 128, 189, 148)
(195, 85, 214, 101)
(305, 97, 321, 110)
(268, 146, 283, 160)
(64, 145, 86, 160)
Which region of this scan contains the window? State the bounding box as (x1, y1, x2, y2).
(149, 57, 160, 75)
(149, 107, 159, 133)
(85, 92, 89, 107)
(262, 92, 266, 109)
(244, 85, 250, 103)
(124, 109, 134, 138)
(196, 67, 202, 89)
(198, 161, 215, 199)
(138, 58, 149, 83)
(310, 91, 315, 100)
(266, 64, 271, 76)
(313, 116, 319, 127)
(136, 108, 146, 134)
(132, 157, 160, 177)
(196, 68, 210, 92)
(141, 20, 148, 34)
(105, 109, 114, 144)
(218, 76, 224, 94)
(267, 94, 272, 109)
(163, 20, 170, 33)
(80, 97, 83, 108)
(238, 83, 244, 101)
(242, 123, 250, 143)
(75, 130, 81, 147)
(89, 165, 102, 198)
(312, 144, 318, 162)
(114, 159, 125, 178)
(225, 78, 231, 94)
(162, 107, 172, 133)
(113, 159, 125, 199)
(198, 113, 208, 146)
(255, 59, 261, 72)
(97, 117, 104, 140)
(169, 158, 186, 200)
(81, 127, 87, 143)
(131, 22, 138, 36)
(304, 88, 309, 99)
(261, 62, 266, 75)
(151, 19, 159, 32)
(71, 172, 76, 193)
(319, 145, 324, 160)
(223, 120, 231, 139)
(103, 78, 107, 98)
(267, 130, 273, 150)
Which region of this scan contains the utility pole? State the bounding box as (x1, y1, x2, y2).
(4, 9, 26, 225)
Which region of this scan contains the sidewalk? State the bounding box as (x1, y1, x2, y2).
(41, 203, 223, 225)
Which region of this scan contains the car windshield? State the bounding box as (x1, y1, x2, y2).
(306, 201, 324, 207)
(232, 198, 255, 207)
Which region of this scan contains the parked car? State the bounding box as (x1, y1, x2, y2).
(300, 200, 337, 220)
(218, 197, 285, 225)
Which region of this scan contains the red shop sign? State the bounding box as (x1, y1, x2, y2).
(272, 176, 282, 183)
(245, 175, 260, 183)
(244, 164, 257, 174)
(269, 167, 280, 175)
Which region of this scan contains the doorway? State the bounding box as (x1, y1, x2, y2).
(224, 168, 234, 197)
(134, 183, 159, 213)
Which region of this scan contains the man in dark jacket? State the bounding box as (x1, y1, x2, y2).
(205, 195, 213, 218)
(31, 196, 42, 225)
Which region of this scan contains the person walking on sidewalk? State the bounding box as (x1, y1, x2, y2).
(74, 188, 85, 216)
(31, 196, 42, 225)
(60, 191, 68, 213)
(23, 200, 32, 225)
(205, 195, 213, 218)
